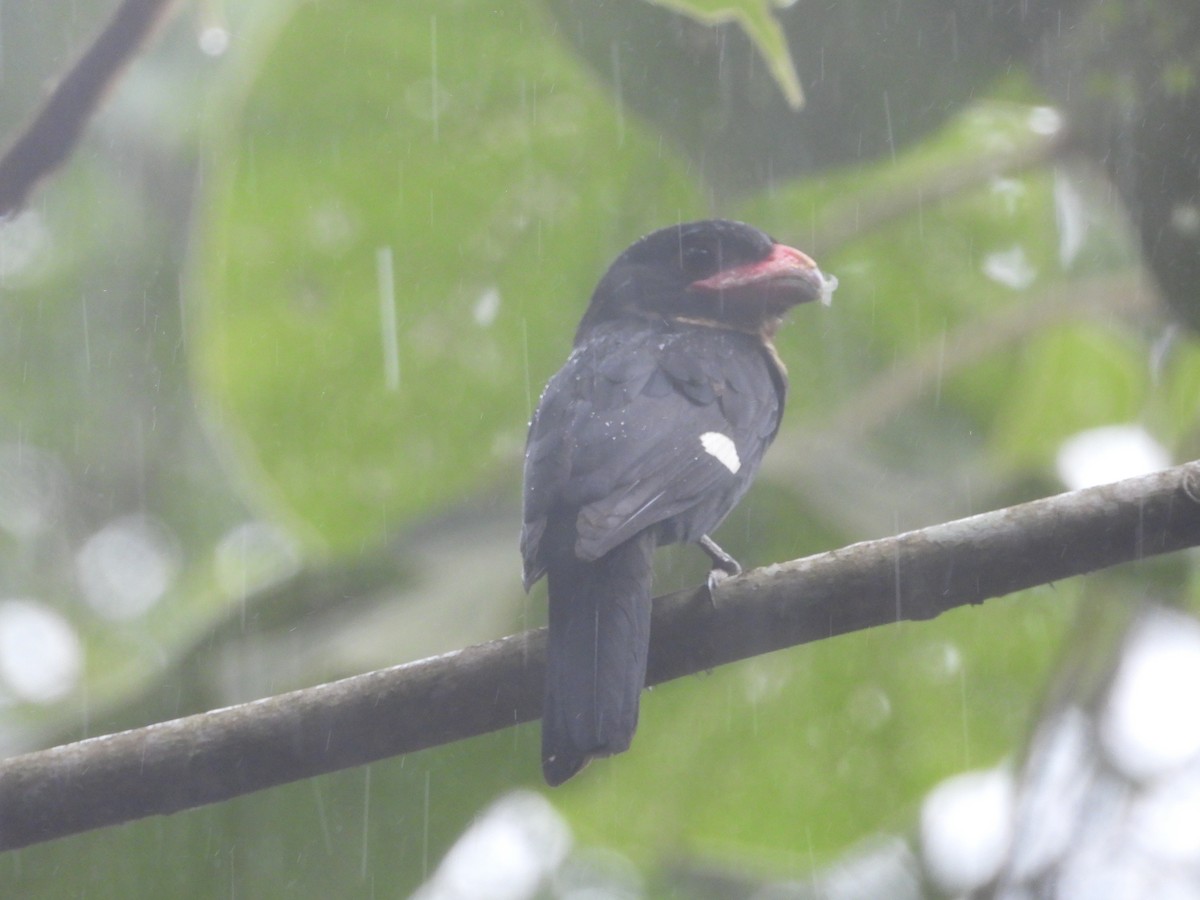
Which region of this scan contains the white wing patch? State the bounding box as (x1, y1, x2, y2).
(700, 432, 741, 474)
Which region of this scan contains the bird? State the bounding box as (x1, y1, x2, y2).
(521, 219, 835, 785)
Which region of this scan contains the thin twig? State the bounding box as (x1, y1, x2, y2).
(0, 0, 178, 217)
(808, 128, 1072, 259)
(819, 270, 1155, 443)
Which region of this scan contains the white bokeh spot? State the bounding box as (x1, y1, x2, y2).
(1101, 610, 1200, 780)
(1056, 425, 1170, 490)
(0, 599, 83, 703)
(921, 767, 1014, 894)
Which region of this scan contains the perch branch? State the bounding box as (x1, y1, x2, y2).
(2, 460, 1200, 851)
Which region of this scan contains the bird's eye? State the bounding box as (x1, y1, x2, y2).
(681, 243, 718, 277)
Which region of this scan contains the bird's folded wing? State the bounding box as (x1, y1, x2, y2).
(522, 326, 780, 569)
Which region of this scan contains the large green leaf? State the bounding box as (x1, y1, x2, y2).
(192, 0, 702, 552)
(646, 0, 804, 107)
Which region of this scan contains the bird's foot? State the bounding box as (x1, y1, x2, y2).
(699, 534, 742, 576)
(700, 535, 741, 603)
(706, 566, 733, 594)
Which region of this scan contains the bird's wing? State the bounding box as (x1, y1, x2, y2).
(521, 325, 782, 576)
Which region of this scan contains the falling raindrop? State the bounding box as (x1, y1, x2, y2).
(361, 766, 372, 879)
(377, 245, 401, 391)
(311, 781, 333, 854)
(883, 90, 897, 164)
(81, 294, 92, 373)
(430, 16, 440, 142)
(610, 41, 625, 148)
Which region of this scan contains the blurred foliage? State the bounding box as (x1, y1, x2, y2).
(1, 0, 1199, 897)
(643, 0, 804, 108)
(1036, 0, 1200, 332)
(194, 0, 702, 552)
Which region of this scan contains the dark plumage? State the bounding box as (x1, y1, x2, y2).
(521, 219, 833, 785)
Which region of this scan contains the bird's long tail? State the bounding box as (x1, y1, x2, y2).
(542, 531, 656, 786)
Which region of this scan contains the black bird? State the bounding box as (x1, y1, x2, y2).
(521, 219, 834, 785)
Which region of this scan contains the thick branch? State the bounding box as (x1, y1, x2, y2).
(3, 461, 1200, 851)
(0, 0, 177, 216)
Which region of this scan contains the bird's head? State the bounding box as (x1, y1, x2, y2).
(576, 219, 835, 342)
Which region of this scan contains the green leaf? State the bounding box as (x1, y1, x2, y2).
(644, 0, 805, 107)
(191, 0, 702, 551)
(993, 326, 1148, 470)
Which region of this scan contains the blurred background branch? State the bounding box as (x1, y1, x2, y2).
(0, 0, 178, 216)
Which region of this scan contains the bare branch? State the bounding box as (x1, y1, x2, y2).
(808, 126, 1070, 259)
(0, 0, 178, 217)
(814, 271, 1156, 443)
(2, 460, 1200, 851)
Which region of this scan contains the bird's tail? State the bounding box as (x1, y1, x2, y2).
(542, 531, 656, 786)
